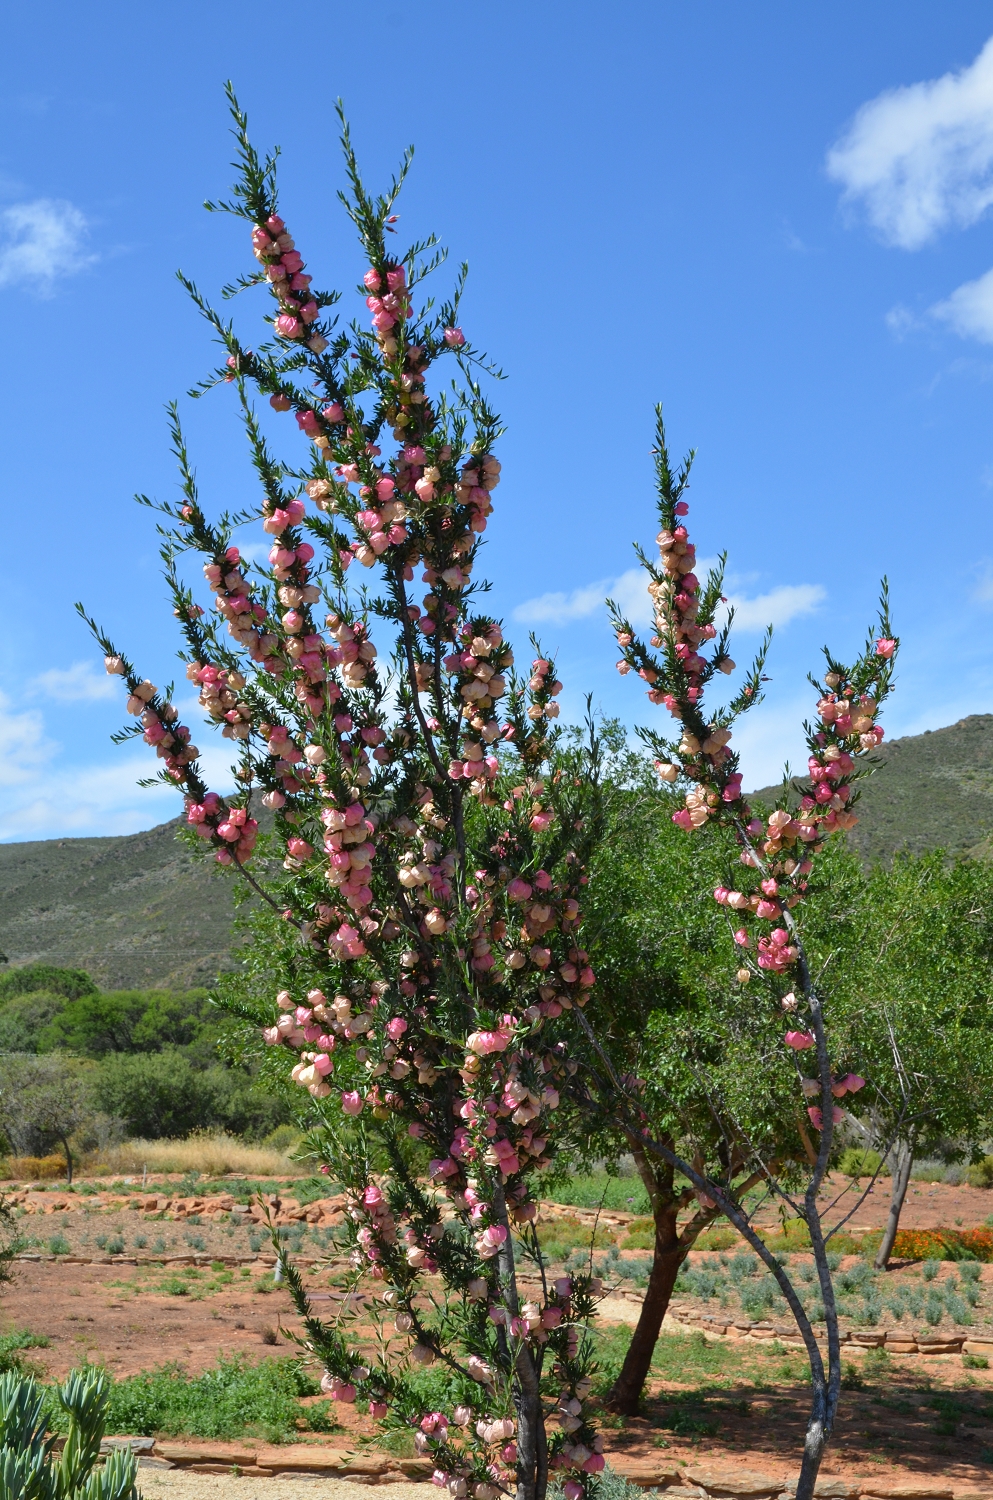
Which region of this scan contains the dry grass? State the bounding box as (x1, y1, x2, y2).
(0, 1154, 68, 1181)
(86, 1132, 306, 1178)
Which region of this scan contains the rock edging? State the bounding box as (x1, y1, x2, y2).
(664, 1304, 992, 1358)
(97, 1444, 992, 1497)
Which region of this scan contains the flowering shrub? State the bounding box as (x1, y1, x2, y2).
(884, 1228, 993, 1263)
(603, 410, 900, 1499)
(82, 91, 609, 1500)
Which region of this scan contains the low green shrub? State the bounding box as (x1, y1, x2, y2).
(838, 1148, 887, 1179)
(89, 1355, 330, 1442)
(967, 1156, 993, 1189)
(0, 1329, 51, 1375)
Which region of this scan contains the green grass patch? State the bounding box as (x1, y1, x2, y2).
(51, 1355, 338, 1443)
(541, 1173, 652, 1214)
(537, 1216, 616, 1260)
(0, 1329, 51, 1374)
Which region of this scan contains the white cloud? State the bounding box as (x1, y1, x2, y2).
(0, 198, 95, 293)
(931, 264, 993, 342)
(511, 577, 613, 626)
(514, 565, 824, 635)
(31, 660, 117, 703)
(0, 677, 241, 841)
(827, 35, 993, 249)
(722, 582, 826, 632)
(0, 692, 55, 788)
(0, 756, 181, 842)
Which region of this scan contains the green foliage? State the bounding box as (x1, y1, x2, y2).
(0, 965, 98, 1004)
(0, 993, 68, 1055)
(90, 1051, 288, 1140)
(838, 1148, 886, 1179)
(0, 1330, 50, 1376)
(541, 1172, 651, 1214)
(93, 1356, 326, 1442)
(967, 1156, 993, 1188)
(38, 989, 218, 1061)
(0, 1365, 137, 1500)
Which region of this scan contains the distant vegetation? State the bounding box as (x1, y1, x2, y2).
(0, 818, 242, 989)
(1, 718, 991, 992)
(0, 962, 292, 1169)
(752, 713, 993, 864)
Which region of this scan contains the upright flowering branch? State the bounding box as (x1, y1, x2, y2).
(602, 410, 900, 1499)
(81, 90, 607, 1500)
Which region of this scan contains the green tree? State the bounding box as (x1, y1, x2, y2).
(0, 964, 97, 1003)
(0, 991, 67, 1054)
(0, 1054, 93, 1182)
(569, 740, 810, 1411)
(91, 1051, 228, 1139)
(826, 851, 993, 1268)
(39, 987, 216, 1058)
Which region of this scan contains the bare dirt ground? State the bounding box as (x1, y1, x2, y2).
(9, 1174, 993, 1491)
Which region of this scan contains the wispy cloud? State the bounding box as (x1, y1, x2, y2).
(513, 567, 825, 634)
(512, 576, 617, 627)
(724, 583, 826, 631)
(827, 35, 993, 249)
(0, 692, 55, 789)
(0, 722, 237, 843)
(931, 264, 993, 342)
(31, 660, 117, 703)
(0, 198, 95, 294)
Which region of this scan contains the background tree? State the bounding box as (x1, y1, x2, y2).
(826, 851, 993, 1268)
(0, 1054, 93, 1181)
(556, 732, 809, 1413)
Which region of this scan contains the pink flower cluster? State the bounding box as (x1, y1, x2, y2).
(251, 213, 325, 353)
(186, 792, 258, 866)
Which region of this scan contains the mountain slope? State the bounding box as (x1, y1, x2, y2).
(2, 714, 990, 989)
(750, 713, 993, 865)
(0, 820, 241, 990)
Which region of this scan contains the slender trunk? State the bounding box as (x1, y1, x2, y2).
(607, 1199, 684, 1414)
(874, 1136, 914, 1271)
(493, 1182, 545, 1500)
(58, 1134, 73, 1185)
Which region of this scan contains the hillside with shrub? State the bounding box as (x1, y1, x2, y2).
(1, 716, 990, 990)
(0, 819, 242, 989)
(0, 963, 291, 1170)
(751, 713, 993, 864)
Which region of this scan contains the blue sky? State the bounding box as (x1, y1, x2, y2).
(3, 2, 993, 840)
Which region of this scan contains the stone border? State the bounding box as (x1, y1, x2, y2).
(97, 1444, 990, 1498)
(664, 1303, 992, 1358)
(14, 1252, 295, 1268)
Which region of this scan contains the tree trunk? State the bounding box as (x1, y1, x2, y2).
(58, 1133, 74, 1185)
(874, 1136, 914, 1271)
(493, 1181, 545, 1500)
(607, 1200, 684, 1414)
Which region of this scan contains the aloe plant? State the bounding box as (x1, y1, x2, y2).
(0, 1367, 138, 1500)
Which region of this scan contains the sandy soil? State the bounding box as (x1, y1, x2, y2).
(10, 1174, 993, 1491)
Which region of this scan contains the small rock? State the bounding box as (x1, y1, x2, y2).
(684, 1468, 784, 1497)
(859, 1487, 955, 1499)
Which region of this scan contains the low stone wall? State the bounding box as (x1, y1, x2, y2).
(99, 1443, 983, 1498)
(665, 1302, 991, 1358)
